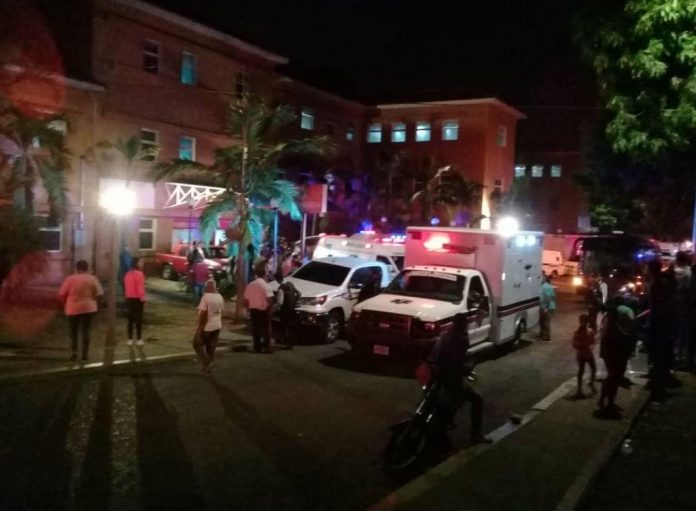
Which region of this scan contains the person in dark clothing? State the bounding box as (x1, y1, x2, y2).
(357, 270, 381, 303)
(274, 270, 301, 349)
(597, 296, 636, 418)
(646, 260, 678, 383)
(428, 313, 492, 444)
(588, 273, 608, 332)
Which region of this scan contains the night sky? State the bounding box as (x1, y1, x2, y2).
(150, 0, 596, 107)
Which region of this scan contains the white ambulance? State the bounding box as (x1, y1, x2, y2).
(348, 226, 543, 356)
(312, 232, 406, 277)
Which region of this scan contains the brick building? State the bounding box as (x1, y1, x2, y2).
(2, 0, 524, 283)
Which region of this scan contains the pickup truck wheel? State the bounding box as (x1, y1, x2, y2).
(321, 311, 342, 344)
(161, 264, 175, 281)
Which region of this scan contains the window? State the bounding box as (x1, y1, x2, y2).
(140, 129, 158, 161)
(442, 120, 459, 141)
(531, 165, 544, 178)
(346, 127, 355, 141)
(415, 121, 431, 142)
(391, 122, 406, 143)
(514, 164, 526, 178)
(497, 125, 507, 147)
(467, 275, 487, 309)
(349, 267, 382, 287)
(180, 51, 197, 85)
(300, 107, 314, 130)
(37, 218, 62, 252)
(551, 164, 562, 178)
(179, 136, 196, 161)
(235, 73, 248, 99)
(138, 218, 157, 250)
(143, 40, 159, 74)
(494, 179, 502, 194)
(367, 123, 382, 143)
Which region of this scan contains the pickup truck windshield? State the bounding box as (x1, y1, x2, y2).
(384, 270, 466, 303)
(205, 247, 227, 259)
(293, 261, 350, 287)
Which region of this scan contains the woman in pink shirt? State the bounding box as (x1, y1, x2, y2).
(59, 260, 104, 361)
(124, 257, 146, 346)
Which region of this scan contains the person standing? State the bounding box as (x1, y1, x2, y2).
(588, 273, 608, 332)
(195, 279, 225, 373)
(274, 270, 301, 349)
(573, 314, 597, 398)
(58, 260, 104, 361)
(192, 261, 209, 303)
(647, 260, 677, 383)
(124, 257, 146, 346)
(428, 313, 492, 445)
(597, 296, 636, 418)
(539, 275, 557, 341)
(244, 266, 273, 353)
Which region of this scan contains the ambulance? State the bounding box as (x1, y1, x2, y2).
(348, 226, 543, 356)
(312, 232, 406, 277)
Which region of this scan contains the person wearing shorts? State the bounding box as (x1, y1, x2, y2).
(195, 279, 224, 373)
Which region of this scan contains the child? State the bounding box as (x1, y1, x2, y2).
(573, 313, 597, 398)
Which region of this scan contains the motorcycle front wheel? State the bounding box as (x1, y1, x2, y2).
(383, 418, 428, 472)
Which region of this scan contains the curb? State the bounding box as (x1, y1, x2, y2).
(555, 383, 651, 511)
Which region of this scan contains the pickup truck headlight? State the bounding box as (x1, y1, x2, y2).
(298, 295, 328, 306)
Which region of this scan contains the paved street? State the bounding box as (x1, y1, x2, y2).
(1, 291, 588, 511)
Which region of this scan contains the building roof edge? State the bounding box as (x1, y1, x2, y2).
(377, 97, 526, 119)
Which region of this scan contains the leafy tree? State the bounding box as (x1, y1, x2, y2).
(152, 94, 329, 318)
(0, 205, 44, 289)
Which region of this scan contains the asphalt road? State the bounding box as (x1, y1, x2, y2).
(1, 292, 586, 511)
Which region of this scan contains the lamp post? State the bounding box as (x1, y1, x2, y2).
(100, 185, 136, 348)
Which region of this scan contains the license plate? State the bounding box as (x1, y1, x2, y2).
(373, 345, 390, 356)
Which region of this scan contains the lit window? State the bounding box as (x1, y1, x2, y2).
(442, 120, 459, 141)
(346, 127, 355, 141)
(415, 121, 431, 142)
(37, 218, 62, 252)
(497, 125, 507, 147)
(300, 108, 314, 130)
(235, 73, 248, 99)
(391, 122, 406, 143)
(141, 129, 158, 162)
(180, 51, 197, 85)
(514, 164, 526, 178)
(138, 218, 157, 250)
(179, 136, 196, 161)
(551, 165, 562, 178)
(143, 40, 159, 74)
(367, 124, 382, 143)
(532, 165, 544, 178)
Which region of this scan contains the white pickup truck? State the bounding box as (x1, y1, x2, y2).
(279, 256, 392, 343)
(348, 227, 543, 356)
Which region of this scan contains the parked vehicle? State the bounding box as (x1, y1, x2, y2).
(313, 232, 406, 276)
(155, 243, 228, 281)
(349, 227, 543, 356)
(273, 256, 392, 344)
(542, 250, 565, 277)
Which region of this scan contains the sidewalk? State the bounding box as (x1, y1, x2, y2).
(371, 372, 651, 511)
(0, 281, 252, 379)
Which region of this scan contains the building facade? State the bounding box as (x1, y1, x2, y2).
(2, 0, 524, 284)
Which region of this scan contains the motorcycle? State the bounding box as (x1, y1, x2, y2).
(383, 362, 475, 472)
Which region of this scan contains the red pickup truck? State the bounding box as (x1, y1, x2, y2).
(155, 243, 229, 281)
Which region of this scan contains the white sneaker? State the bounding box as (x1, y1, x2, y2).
(136, 339, 145, 346)
(126, 339, 134, 346)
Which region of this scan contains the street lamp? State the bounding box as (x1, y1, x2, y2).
(100, 184, 136, 347)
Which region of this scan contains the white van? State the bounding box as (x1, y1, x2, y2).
(543, 250, 565, 277)
(312, 233, 405, 277)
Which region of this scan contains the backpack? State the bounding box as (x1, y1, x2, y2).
(280, 281, 301, 313)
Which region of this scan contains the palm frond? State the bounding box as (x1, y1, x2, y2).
(37, 161, 69, 222)
(199, 193, 241, 245)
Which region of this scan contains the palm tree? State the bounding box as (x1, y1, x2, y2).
(489, 176, 533, 225)
(0, 107, 71, 221)
(152, 94, 330, 319)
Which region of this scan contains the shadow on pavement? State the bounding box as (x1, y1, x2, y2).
(318, 348, 419, 379)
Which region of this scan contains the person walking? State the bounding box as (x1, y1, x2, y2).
(428, 313, 492, 445)
(192, 261, 209, 303)
(194, 279, 224, 373)
(539, 275, 557, 341)
(573, 313, 597, 398)
(274, 270, 301, 349)
(244, 266, 273, 353)
(124, 257, 146, 346)
(58, 260, 104, 361)
(597, 296, 636, 418)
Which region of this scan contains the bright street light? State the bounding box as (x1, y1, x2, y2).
(100, 185, 136, 216)
(497, 216, 520, 238)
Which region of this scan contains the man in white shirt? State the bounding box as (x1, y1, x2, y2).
(244, 266, 274, 353)
(195, 279, 225, 373)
